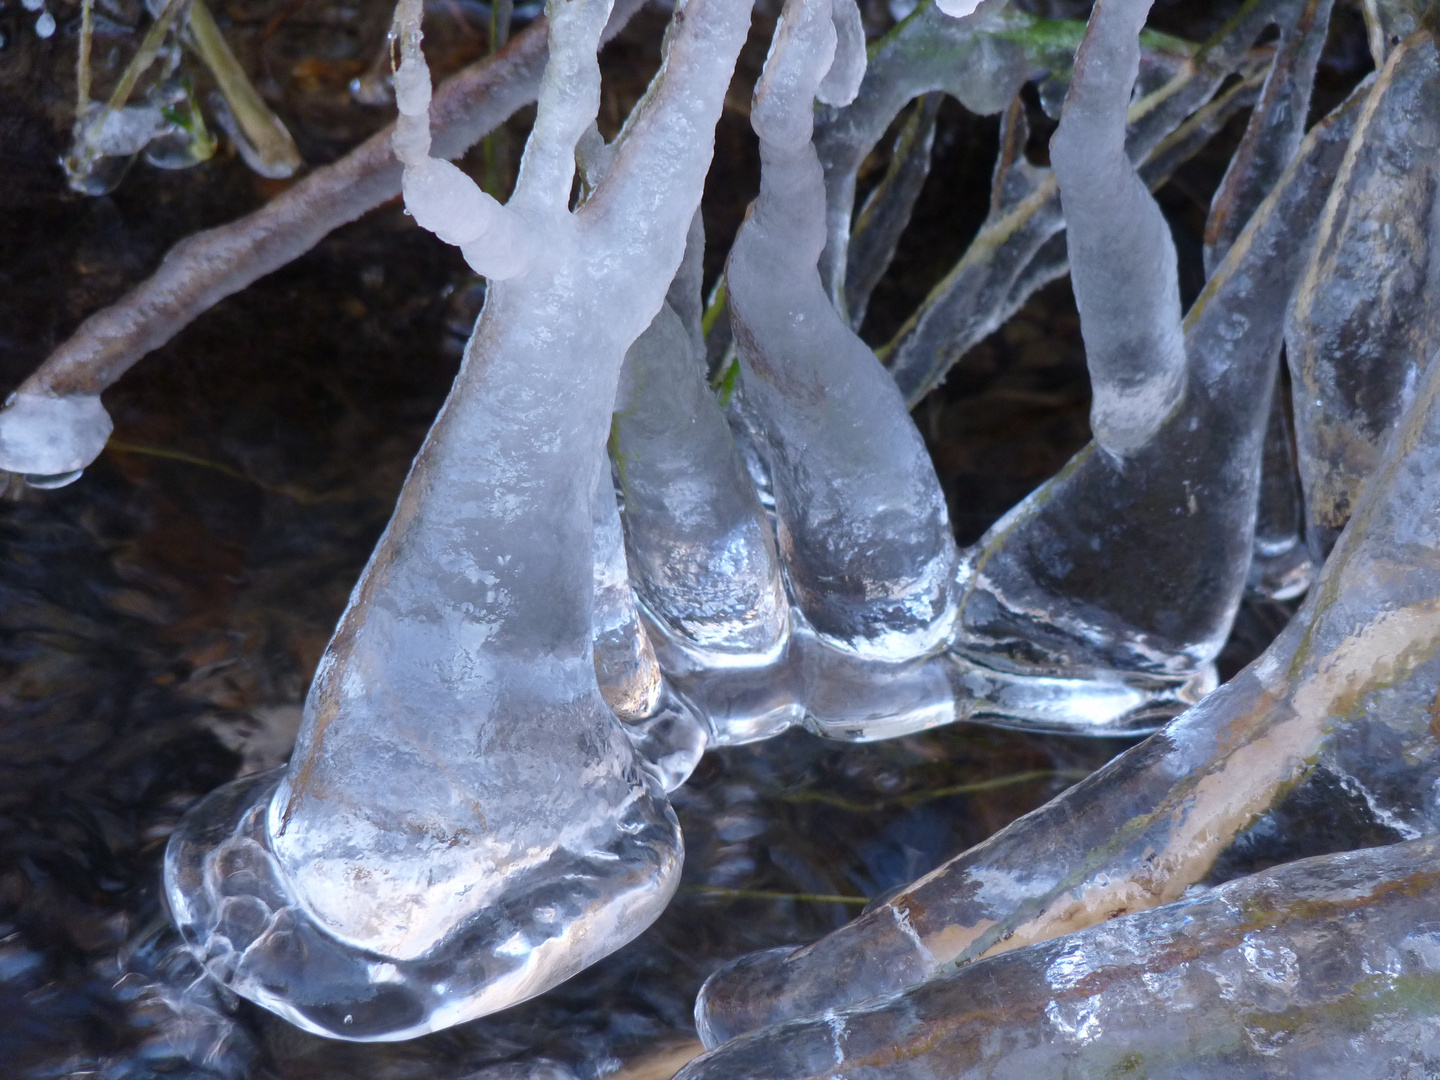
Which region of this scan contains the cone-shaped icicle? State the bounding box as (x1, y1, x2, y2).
(947, 0, 1359, 735)
(164, 0, 755, 1041)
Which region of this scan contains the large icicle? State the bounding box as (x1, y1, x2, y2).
(695, 78, 1374, 1045)
(164, 0, 754, 1041)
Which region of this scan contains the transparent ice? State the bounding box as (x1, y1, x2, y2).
(165, 0, 754, 1040)
(697, 119, 1440, 1035)
(1286, 27, 1440, 562)
(684, 837, 1440, 1079)
(99, 0, 1440, 1053)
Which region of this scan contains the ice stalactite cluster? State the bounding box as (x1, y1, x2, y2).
(0, 0, 1435, 1061)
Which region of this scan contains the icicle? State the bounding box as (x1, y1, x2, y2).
(612, 223, 788, 669)
(1050, 0, 1186, 457)
(165, 0, 755, 1040)
(727, 0, 959, 663)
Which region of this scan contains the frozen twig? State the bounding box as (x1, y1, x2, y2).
(0, 0, 645, 477)
(683, 837, 1440, 1078)
(1287, 27, 1440, 561)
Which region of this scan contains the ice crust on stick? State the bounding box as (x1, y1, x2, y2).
(695, 80, 1375, 1047)
(1204, 0, 1333, 273)
(725, 0, 959, 662)
(7, 0, 646, 458)
(1050, 0, 1186, 457)
(1287, 27, 1440, 563)
(164, 0, 755, 1041)
(683, 838, 1440, 1079)
(0, 391, 112, 481)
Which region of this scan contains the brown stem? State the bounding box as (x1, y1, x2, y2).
(22, 0, 645, 398)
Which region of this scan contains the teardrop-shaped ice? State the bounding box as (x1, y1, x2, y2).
(726, 0, 959, 664)
(164, 0, 755, 1041)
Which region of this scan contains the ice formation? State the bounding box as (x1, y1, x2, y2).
(102, 0, 1440, 1051)
(726, 0, 956, 662)
(697, 0, 1420, 1040)
(1208, 0, 1334, 602)
(1287, 27, 1440, 562)
(0, 391, 113, 483)
(684, 838, 1440, 1079)
(165, 0, 754, 1039)
(1050, 0, 1186, 457)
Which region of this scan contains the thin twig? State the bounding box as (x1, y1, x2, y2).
(105, 439, 357, 504)
(77, 0, 93, 112)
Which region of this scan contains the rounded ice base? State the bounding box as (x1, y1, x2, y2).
(164, 767, 682, 1041)
(952, 653, 1218, 736)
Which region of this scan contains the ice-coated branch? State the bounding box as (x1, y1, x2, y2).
(812, 0, 1052, 313)
(1205, 0, 1333, 272)
(0, 0, 647, 478)
(842, 93, 940, 329)
(1286, 26, 1440, 561)
(883, 57, 1266, 405)
(683, 838, 1440, 1078)
(696, 79, 1370, 1042)
(1050, 0, 1186, 457)
(726, 0, 958, 661)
